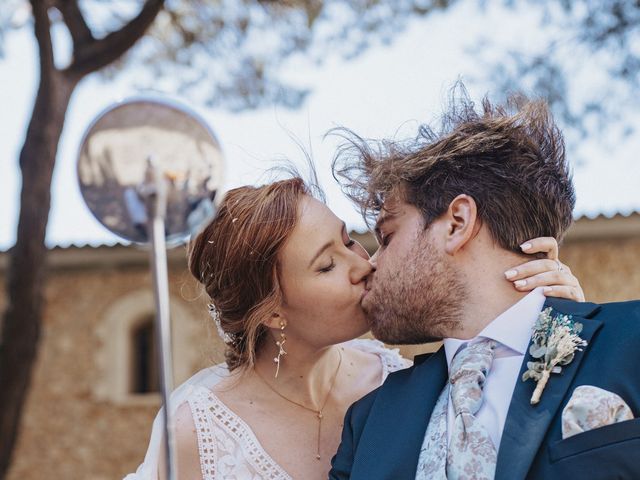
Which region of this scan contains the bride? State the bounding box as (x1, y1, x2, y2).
(125, 177, 584, 480)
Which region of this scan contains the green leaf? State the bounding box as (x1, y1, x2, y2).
(526, 361, 544, 372)
(529, 344, 546, 358)
(523, 370, 542, 382)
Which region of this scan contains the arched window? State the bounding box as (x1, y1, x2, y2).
(130, 316, 159, 394)
(94, 290, 202, 405)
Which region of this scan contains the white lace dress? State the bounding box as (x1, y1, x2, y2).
(124, 339, 410, 480)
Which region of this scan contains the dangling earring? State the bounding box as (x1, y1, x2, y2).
(274, 319, 287, 378)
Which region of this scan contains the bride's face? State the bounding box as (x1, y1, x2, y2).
(277, 195, 373, 347)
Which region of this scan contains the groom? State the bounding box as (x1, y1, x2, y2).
(329, 92, 640, 479)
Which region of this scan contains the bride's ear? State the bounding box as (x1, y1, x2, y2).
(263, 312, 286, 330)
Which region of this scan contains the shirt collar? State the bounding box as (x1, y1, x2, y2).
(444, 288, 547, 368)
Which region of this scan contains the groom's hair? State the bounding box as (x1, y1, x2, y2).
(332, 84, 575, 251)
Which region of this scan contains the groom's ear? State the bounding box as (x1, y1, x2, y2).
(443, 194, 480, 255)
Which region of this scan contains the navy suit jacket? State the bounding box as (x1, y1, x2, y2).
(329, 297, 640, 480)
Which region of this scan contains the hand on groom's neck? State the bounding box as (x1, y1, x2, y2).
(447, 228, 532, 340)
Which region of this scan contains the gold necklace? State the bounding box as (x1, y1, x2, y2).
(254, 348, 343, 460)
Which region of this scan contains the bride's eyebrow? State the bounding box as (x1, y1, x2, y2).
(308, 241, 334, 268)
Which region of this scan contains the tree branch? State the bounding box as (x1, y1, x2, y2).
(66, 0, 165, 78)
(55, 0, 94, 52)
(30, 0, 54, 73)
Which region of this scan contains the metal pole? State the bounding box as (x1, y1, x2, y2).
(144, 158, 177, 480)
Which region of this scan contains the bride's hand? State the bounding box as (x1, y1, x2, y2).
(504, 237, 585, 302)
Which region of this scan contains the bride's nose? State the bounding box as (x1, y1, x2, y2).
(369, 249, 379, 270)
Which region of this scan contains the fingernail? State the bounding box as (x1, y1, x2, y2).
(504, 270, 518, 279)
(514, 280, 527, 288)
(543, 286, 553, 293)
(520, 242, 532, 251)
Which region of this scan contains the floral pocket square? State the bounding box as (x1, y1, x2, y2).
(562, 385, 634, 439)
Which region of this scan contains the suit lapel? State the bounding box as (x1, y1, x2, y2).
(353, 347, 448, 479)
(495, 299, 603, 480)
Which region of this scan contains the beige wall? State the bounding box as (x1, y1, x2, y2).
(561, 236, 640, 303)
(1, 215, 639, 479)
(2, 249, 222, 480)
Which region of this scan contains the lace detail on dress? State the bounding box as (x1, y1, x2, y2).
(345, 338, 413, 382)
(188, 387, 293, 480)
(184, 340, 410, 480)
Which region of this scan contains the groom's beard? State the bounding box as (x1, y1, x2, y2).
(364, 234, 466, 344)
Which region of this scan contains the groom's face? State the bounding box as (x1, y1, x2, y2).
(361, 199, 465, 344)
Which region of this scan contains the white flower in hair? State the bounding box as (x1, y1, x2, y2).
(208, 304, 237, 345)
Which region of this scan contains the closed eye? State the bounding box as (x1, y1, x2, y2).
(318, 258, 335, 273)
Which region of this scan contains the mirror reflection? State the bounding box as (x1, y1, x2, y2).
(77, 98, 224, 246)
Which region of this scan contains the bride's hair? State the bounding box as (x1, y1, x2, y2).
(188, 178, 309, 371)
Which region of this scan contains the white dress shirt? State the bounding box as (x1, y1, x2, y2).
(443, 288, 546, 452)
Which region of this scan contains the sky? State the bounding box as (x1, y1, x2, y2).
(1, 1, 639, 250)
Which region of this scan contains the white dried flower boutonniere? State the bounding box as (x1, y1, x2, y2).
(523, 307, 588, 405)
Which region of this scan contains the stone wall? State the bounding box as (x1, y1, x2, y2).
(2, 214, 639, 479)
(3, 248, 222, 480)
(560, 236, 640, 303)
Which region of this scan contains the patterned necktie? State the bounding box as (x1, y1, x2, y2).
(416, 383, 449, 479)
(446, 339, 498, 480)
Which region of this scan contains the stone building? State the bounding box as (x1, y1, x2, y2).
(1, 212, 639, 479)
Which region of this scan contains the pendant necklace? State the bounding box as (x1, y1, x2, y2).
(254, 348, 343, 460)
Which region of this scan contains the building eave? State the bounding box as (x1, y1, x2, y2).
(1, 212, 638, 271)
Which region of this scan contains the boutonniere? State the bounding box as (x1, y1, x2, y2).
(523, 307, 588, 405)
